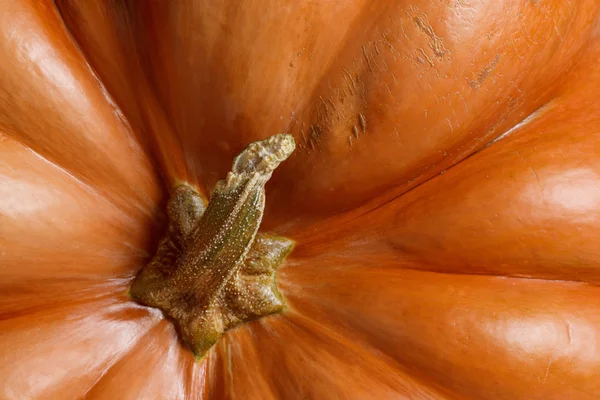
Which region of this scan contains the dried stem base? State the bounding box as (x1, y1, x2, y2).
(130, 134, 295, 357)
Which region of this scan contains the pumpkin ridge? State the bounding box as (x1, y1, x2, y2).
(2, 133, 146, 221)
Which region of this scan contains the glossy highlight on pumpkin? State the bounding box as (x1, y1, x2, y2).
(1, 0, 600, 399)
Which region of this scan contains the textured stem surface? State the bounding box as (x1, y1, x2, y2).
(130, 134, 295, 357)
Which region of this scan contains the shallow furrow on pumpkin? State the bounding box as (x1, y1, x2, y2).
(279, 262, 600, 399)
(54, 0, 196, 192)
(0, 134, 157, 281)
(0, 295, 162, 400)
(183, 351, 210, 400)
(209, 314, 449, 400)
(0, 277, 129, 321)
(203, 333, 280, 400)
(82, 319, 193, 400)
(0, 0, 163, 220)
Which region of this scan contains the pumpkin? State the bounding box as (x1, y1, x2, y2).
(1, 0, 600, 398)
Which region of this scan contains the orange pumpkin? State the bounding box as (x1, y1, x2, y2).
(1, 0, 600, 398)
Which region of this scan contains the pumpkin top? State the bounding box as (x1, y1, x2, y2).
(1, 1, 600, 399)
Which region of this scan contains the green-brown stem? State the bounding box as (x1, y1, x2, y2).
(130, 134, 295, 357)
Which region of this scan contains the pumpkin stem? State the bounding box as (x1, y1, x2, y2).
(130, 134, 295, 357)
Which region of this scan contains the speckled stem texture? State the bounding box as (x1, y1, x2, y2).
(130, 134, 295, 357)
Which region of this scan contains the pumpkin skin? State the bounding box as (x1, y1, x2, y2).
(1, 0, 600, 398)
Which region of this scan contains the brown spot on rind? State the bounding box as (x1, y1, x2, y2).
(469, 54, 502, 91)
(413, 15, 449, 58)
(303, 124, 324, 151)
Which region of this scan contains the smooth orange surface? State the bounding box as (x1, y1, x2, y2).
(1, 0, 599, 399)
